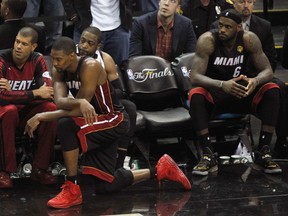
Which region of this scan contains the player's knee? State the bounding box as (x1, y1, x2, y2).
(2, 105, 18, 119)
(94, 168, 133, 194)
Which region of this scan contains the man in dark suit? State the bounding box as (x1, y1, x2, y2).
(0, 0, 45, 54)
(129, 0, 197, 62)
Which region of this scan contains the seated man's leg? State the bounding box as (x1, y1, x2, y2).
(0, 105, 18, 188)
(272, 78, 288, 158)
(116, 99, 137, 169)
(18, 101, 57, 184)
(254, 87, 282, 173)
(189, 91, 218, 176)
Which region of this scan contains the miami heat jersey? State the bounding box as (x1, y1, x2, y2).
(0, 49, 51, 105)
(206, 30, 250, 81)
(64, 56, 123, 114)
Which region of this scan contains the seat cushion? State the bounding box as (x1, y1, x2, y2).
(138, 107, 193, 135)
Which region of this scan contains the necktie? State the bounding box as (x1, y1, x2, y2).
(243, 22, 249, 31)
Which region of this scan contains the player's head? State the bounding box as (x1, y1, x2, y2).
(78, 26, 102, 57)
(218, 9, 242, 42)
(51, 36, 77, 72)
(13, 27, 38, 61)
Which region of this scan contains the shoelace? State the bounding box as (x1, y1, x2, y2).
(54, 183, 71, 200)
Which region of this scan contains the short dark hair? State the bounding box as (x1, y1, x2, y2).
(52, 36, 76, 54)
(82, 26, 102, 44)
(18, 26, 38, 44)
(7, 0, 27, 17)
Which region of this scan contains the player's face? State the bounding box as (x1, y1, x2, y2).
(233, 0, 255, 19)
(13, 34, 37, 60)
(218, 17, 239, 41)
(50, 49, 73, 72)
(78, 31, 99, 57)
(158, 0, 180, 18)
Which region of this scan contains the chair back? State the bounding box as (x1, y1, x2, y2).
(122, 55, 182, 111)
(171, 52, 195, 98)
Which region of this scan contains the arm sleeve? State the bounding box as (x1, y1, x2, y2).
(61, 0, 77, 19)
(184, 20, 197, 53)
(129, 19, 144, 57)
(0, 59, 34, 105)
(0, 56, 50, 105)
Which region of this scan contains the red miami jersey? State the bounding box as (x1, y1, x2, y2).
(0, 49, 52, 105)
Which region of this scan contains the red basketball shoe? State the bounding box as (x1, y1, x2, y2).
(156, 154, 191, 190)
(47, 181, 82, 209)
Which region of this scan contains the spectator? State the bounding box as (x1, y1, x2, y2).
(24, 36, 191, 208)
(89, 0, 133, 66)
(0, 27, 57, 189)
(181, 0, 233, 38)
(129, 0, 197, 62)
(61, 0, 91, 44)
(77, 26, 137, 169)
(0, 0, 46, 53)
(23, 0, 65, 54)
(188, 9, 282, 176)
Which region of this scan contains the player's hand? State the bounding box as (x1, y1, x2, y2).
(242, 76, 258, 96)
(24, 115, 41, 138)
(79, 99, 98, 125)
(0, 78, 11, 91)
(222, 75, 247, 99)
(33, 83, 54, 100)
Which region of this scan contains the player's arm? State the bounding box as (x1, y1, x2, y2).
(0, 59, 35, 104)
(190, 32, 217, 87)
(102, 52, 118, 82)
(243, 31, 273, 95)
(244, 31, 273, 85)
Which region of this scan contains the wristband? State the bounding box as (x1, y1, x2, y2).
(219, 81, 223, 88)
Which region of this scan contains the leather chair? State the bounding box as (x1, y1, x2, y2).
(121, 55, 196, 166)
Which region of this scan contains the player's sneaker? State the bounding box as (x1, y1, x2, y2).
(192, 152, 218, 176)
(255, 145, 282, 174)
(156, 154, 191, 190)
(47, 181, 82, 209)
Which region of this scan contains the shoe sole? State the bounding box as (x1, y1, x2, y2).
(158, 154, 191, 190)
(253, 162, 283, 174)
(192, 165, 218, 176)
(264, 168, 282, 174)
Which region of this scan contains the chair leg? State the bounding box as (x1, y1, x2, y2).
(133, 136, 151, 168)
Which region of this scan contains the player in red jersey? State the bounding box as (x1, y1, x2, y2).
(0, 27, 57, 188)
